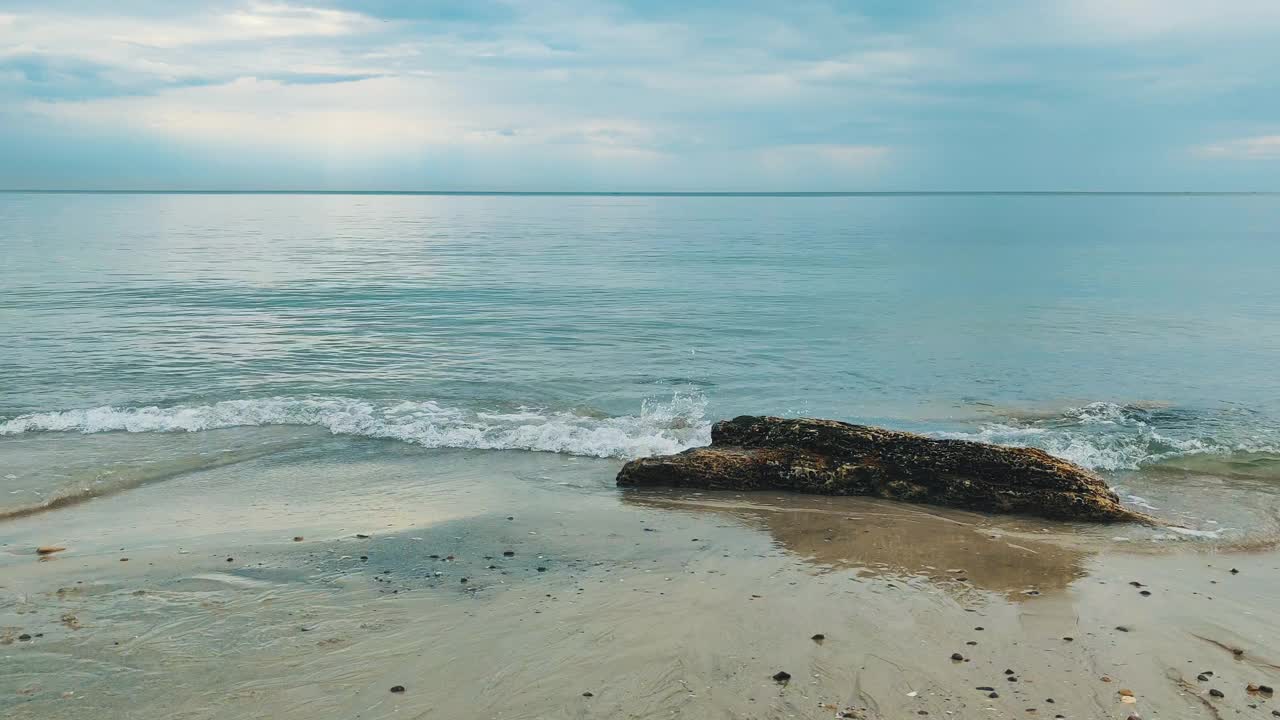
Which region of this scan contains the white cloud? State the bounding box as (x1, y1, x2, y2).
(1194, 135, 1280, 160)
(1054, 0, 1280, 42)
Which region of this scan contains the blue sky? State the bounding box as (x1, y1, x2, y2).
(2, 0, 1278, 190)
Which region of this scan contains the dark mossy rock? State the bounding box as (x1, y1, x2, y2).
(617, 416, 1148, 522)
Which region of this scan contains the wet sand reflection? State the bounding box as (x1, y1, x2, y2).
(622, 489, 1091, 598)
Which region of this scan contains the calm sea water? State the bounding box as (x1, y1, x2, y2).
(3, 192, 1279, 531)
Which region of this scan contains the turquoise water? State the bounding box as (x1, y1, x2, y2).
(3, 192, 1280, 529)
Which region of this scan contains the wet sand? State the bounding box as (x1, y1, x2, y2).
(3, 441, 1279, 719)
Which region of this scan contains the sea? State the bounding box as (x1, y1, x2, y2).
(3, 191, 1279, 538)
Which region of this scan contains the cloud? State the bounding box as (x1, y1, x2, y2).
(1194, 135, 1280, 160)
(2, 0, 1279, 189)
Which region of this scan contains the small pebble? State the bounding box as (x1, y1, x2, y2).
(1230, 568, 1239, 574)
(1115, 626, 1129, 632)
(772, 671, 791, 683)
(293, 536, 303, 542)
(811, 634, 825, 642)
(951, 653, 964, 661)
(1209, 689, 1224, 698)
(1139, 590, 1151, 596)
(18, 634, 32, 641)
(503, 551, 515, 557)
(537, 566, 547, 572)
(226, 557, 234, 562)
(989, 692, 1000, 699)
(582, 692, 593, 697)
(390, 685, 405, 693)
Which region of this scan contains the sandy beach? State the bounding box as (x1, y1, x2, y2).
(4, 438, 1277, 720)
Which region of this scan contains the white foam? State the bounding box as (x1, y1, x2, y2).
(0, 394, 712, 460)
(936, 406, 1277, 472)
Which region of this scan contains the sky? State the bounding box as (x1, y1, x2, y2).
(1, 0, 1278, 191)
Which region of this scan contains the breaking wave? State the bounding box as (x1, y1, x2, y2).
(0, 394, 712, 460)
(938, 401, 1280, 472)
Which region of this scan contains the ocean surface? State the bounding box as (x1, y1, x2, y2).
(3, 191, 1280, 536)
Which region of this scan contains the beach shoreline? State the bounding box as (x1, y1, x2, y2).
(3, 445, 1277, 720)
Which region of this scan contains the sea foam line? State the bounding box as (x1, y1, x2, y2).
(0, 395, 713, 460)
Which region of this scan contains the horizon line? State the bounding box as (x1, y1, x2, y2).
(2, 189, 1278, 197)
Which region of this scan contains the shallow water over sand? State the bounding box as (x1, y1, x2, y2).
(4, 441, 1279, 719)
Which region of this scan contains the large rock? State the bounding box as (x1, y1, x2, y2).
(617, 416, 1148, 522)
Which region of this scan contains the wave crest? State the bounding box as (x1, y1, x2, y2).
(940, 401, 1279, 471)
(0, 394, 712, 460)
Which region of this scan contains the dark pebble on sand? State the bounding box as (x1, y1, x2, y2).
(360, 556, 368, 561)
(1209, 689, 1225, 698)
(18, 634, 31, 641)
(1139, 590, 1151, 596)
(1129, 581, 1143, 587)
(1046, 698, 1054, 703)
(772, 671, 791, 683)
(487, 565, 497, 569)
(811, 634, 825, 641)
(507, 516, 514, 520)
(977, 687, 995, 692)
(1232, 647, 1245, 656)
(975, 626, 984, 631)
(989, 692, 1000, 699)
(1005, 669, 1015, 675)
(1230, 568, 1239, 574)
(951, 653, 964, 661)
(226, 557, 234, 562)
(537, 566, 547, 572)
(1198, 674, 1210, 682)
(356, 534, 370, 539)
(1116, 626, 1129, 632)
(1259, 685, 1274, 696)
(460, 578, 468, 583)
(503, 551, 515, 557)
(390, 685, 405, 693)
(966, 641, 978, 645)
(1063, 636, 1073, 642)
